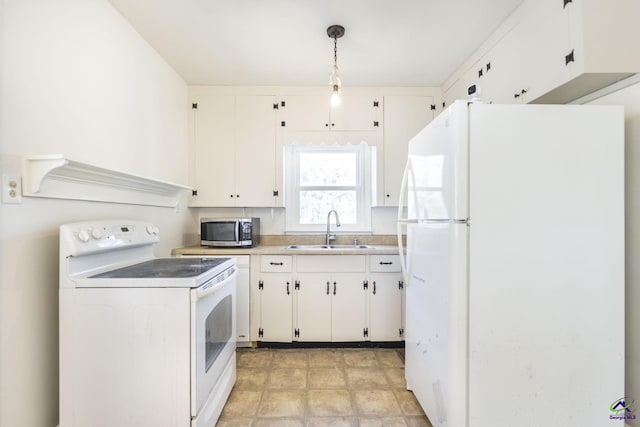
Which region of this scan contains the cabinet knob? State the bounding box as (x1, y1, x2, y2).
(386, 194, 390, 198)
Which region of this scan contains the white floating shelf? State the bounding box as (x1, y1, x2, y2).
(22, 155, 193, 208)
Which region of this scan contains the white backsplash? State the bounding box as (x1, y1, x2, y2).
(196, 206, 403, 235)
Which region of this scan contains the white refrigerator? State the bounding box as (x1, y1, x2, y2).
(397, 101, 625, 427)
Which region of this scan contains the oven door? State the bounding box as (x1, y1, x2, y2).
(191, 267, 237, 418)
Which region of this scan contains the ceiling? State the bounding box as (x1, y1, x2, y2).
(108, 0, 524, 87)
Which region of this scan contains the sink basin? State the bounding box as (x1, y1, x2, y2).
(284, 244, 374, 250)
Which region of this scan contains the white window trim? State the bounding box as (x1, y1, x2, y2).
(284, 142, 373, 233)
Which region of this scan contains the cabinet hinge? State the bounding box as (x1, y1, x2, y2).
(294, 328, 300, 338)
(273, 103, 279, 110)
(273, 190, 279, 197)
(191, 103, 198, 109)
(373, 100, 379, 107)
(281, 121, 286, 127)
(442, 102, 446, 109)
(258, 328, 264, 338)
(565, 49, 575, 66)
(363, 328, 369, 338)
(295, 280, 300, 290)
(258, 280, 264, 290)
(191, 189, 198, 197)
(478, 68, 483, 78)
(363, 280, 368, 290)
(486, 62, 491, 72)
(399, 328, 404, 338)
(563, 0, 572, 8)
(430, 104, 436, 111)
(373, 121, 379, 127)
(399, 280, 404, 290)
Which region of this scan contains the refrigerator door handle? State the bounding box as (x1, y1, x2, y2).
(397, 159, 411, 284)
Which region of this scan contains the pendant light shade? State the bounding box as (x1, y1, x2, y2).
(327, 25, 345, 107)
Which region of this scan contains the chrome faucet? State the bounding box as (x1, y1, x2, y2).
(326, 210, 341, 246)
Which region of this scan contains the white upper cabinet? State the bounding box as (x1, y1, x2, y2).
(279, 94, 379, 131)
(190, 94, 279, 207)
(532, 0, 640, 103)
(443, 0, 640, 106)
(382, 95, 435, 206)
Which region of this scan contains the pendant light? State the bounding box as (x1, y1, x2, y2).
(327, 25, 345, 107)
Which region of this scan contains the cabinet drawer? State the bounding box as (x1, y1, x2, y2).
(297, 255, 366, 273)
(260, 255, 293, 272)
(370, 255, 401, 272)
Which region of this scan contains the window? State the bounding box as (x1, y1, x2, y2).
(284, 143, 374, 232)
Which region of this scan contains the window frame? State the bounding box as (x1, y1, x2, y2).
(284, 143, 373, 233)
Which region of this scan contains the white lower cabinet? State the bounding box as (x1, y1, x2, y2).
(254, 253, 403, 343)
(368, 275, 403, 341)
(295, 255, 367, 342)
(257, 274, 293, 342)
(295, 274, 332, 341)
(255, 255, 293, 342)
(296, 273, 367, 342)
(369, 255, 404, 341)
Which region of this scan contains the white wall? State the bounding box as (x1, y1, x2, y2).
(0, 1, 195, 426)
(580, 77, 640, 426)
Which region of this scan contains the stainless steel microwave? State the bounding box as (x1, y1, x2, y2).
(200, 218, 260, 247)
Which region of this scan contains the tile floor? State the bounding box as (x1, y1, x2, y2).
(217, 347, 434, 427)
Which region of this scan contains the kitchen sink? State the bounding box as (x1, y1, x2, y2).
(284, 244, 374, 250)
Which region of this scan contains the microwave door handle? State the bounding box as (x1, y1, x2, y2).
(235, 220, 240, 244)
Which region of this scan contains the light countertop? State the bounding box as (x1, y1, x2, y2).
(172, 234, 404, 256)
(172, 244, 401, 256)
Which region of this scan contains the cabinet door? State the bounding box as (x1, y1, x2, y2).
(280, 95, 330, 131)
(296, 274, 332, 341)
(382, 96, 435, 206)
(331, 274, 367, 341)
(369, 274, 403, 341)
(191, 95, 236, 206)
(280, 94, 377, 131)
(258, 275, 293, 342)
(331, 95, 378, 131)
(520, 0, 571, 102)
(235, 95, 278, 206)
(481, 22, 526, 104)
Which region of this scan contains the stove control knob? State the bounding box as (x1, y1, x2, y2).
(77, 230, 90, 243)
(91, 228, 103, 240)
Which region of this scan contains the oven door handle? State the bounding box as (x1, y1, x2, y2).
(191, 268, 238, 301)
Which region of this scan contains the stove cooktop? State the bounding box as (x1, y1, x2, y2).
(90, 257, 231, 279)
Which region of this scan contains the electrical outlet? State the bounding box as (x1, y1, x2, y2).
(2, 175, 22, 204)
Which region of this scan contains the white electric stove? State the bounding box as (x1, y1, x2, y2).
(59, 220, 237, 427)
